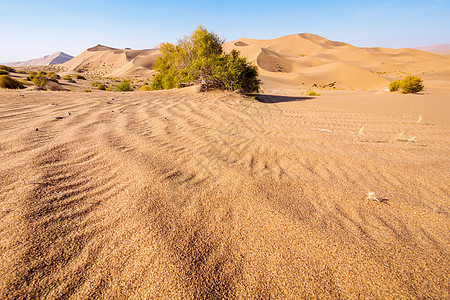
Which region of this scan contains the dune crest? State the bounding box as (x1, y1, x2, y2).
(63, 45, 161, 77)
(224, 33, 450, 91)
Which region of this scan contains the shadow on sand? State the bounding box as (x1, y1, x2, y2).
(256, 94, 314, 104)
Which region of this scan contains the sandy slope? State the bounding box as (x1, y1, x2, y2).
(224, 34, 450, 91)
(0, 88, 448, 298)
(62, 45, 160, 78)
(57, 33, 450, 92)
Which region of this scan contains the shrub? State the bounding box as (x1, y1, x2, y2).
(97, 83, 107, 90)
(0, 69, 9, 75)
(306, 89, 320, 96)
(63, 75, 72, 80)
(27, 71, 37, 81)
(116, 80, 133, 91)
(0, 65, 15, 73)
(140, 84, 152, 91)
(47, 72, 60, 80)
(400, 75, 424, 94)
(151, 25, 260, 93)
(84, 89, 92, 92)
(32, 73, 47, 87)
(389, 80, 401, 92)
(74, 74, 86, 80)
(0, 75, 24, 89)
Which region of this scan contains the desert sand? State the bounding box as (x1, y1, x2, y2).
(0, 86, 449, 298)
(1, 33, 449, 298)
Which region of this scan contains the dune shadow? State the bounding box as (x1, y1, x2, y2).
(256, 94, 314, 103)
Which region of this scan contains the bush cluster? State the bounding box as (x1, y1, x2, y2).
(140, 84, 152, 91)
(47, 72, 60, 81)
(0, 75, 24, 89)
(0, 65, 15, 73)
(151, 26, 260, 94)
(63, 75, 72, 81)
(389, 76, 424, 94)
(116, 80, 133, 91)
(92, 81, 108, 90)
(74, 74, 86, 80)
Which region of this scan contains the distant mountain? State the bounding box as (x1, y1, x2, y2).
(5, 51, 74, 67)
(413, 44, 450, 55)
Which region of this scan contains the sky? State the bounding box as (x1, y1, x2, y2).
(1, 0, 449, 62)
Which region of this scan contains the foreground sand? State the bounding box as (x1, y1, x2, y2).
(0, 88, 448, 298)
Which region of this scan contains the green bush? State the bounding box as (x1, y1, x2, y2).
(306, 89, 320, 96)
(151, 25, 260, 93)
(140, 84, 152, 91)
(0, 65, 15, 73)
(389, 80, 401, 92)
(63, 75, 72, 80)
(116, 80, 133, 91)
(97, 83, 107, 90)
(400, 76, 424, 94)
(47, 72, 60, 80)
(84, 89, 92, 92)
(74, 74, 86, 80)
(27, 71, 37, 81)
(0, 69, 9, 75)
(0, 75, 24, 89)
(32, 73, 48, 87)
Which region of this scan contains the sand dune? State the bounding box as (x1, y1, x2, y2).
(55, 33, 450, 92)
(224, 34, 450, 91)
(63, 44, 160, 78)
(0, 87, 448, 298)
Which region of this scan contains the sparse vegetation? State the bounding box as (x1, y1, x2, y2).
(0, 65, 15, 73)
(389, 76, 424, 94)
(140, 84, 152, 91)
(74, 74, 86, 80)
(0, 69, 9, 75)
(92, 81, 108, 90)
(84, 89, 92, 92)
(116, 80, 133, 91)
(389, 80, 401, 92)
(306, 89, 320, 96)
(63, 75, 72, 81)
(0, 75, 25, 89)
(151, 25, 260, 93)
(312, 82, 336, 89)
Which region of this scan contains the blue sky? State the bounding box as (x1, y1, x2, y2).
(1, 0, 449, 62)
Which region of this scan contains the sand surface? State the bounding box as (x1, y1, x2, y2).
(0, 87, 448, 298)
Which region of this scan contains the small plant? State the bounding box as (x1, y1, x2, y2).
(306, 89, 320, 96)
(389, 80, 401, 92)
(400, 76, 424, 94)
(0, 69, 9, 75)
(74, 74, 86, 80)
(0, 75, 25, 89)
(407, 136, 417, 144)
(350, 126, 365, 142)
(116, 80, 133, 91)
(366, 191, 380, 202)
(84, 89, 92, 92)
(63, 75, 72, 80)
(140, 84, 152, 91)
(417, 115, 423, 124)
